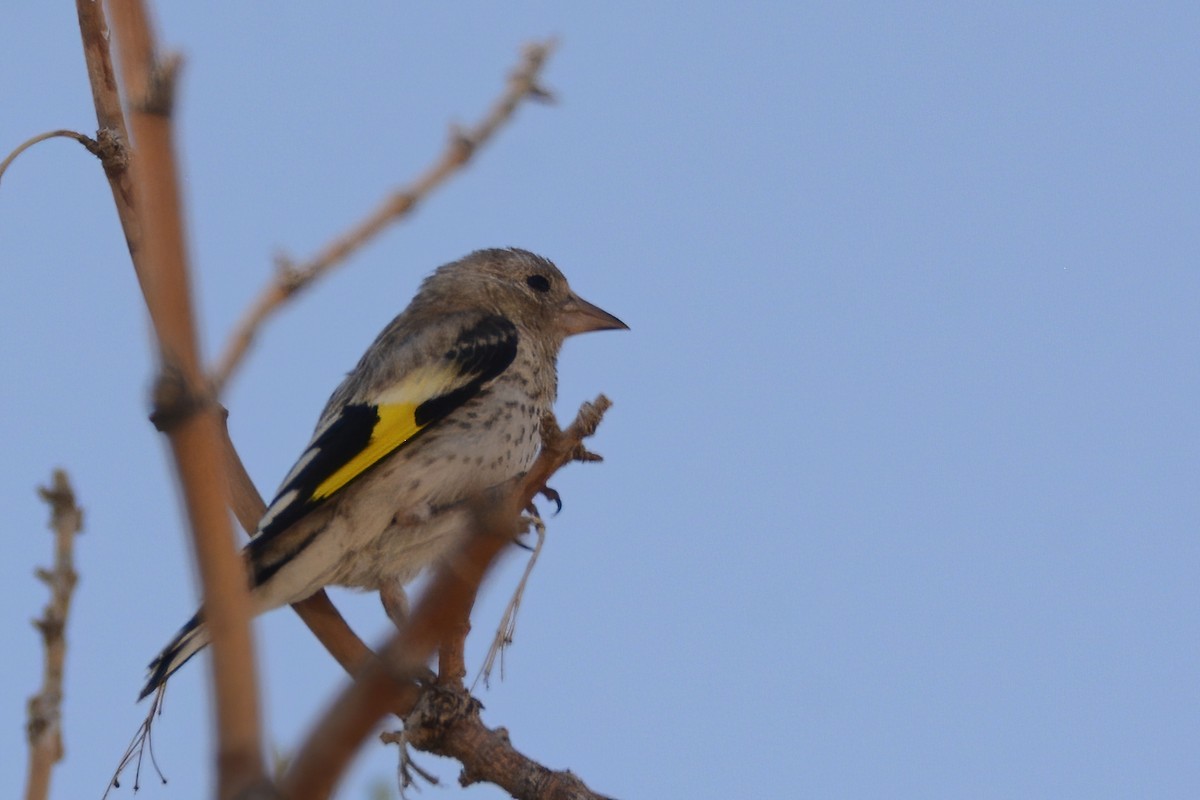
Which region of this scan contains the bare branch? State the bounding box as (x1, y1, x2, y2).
(24, 470, 84, 800)
(209, 39, 558, 395)
(279, 396, 614, 800)
(405, 686, 614, 800)
(80, 0, 387, 735)
(74, 0, 140, 269)
(100, 1, 267, 796)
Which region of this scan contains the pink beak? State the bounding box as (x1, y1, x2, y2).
(558, 293, 629, 336)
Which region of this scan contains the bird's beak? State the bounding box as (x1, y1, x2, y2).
(558, 292, 629, 336)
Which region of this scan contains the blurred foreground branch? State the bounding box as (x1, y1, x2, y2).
(94, 1, 268, 796)
(24, 470, 84, 800)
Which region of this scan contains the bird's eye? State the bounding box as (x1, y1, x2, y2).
(526, 274, 551, 293)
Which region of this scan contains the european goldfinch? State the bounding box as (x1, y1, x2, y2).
(140, 248, 626, 699)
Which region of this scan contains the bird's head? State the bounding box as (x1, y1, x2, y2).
(418, 248, 628, 341)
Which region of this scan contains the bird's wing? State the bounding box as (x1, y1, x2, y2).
(246, 313, 518, 577)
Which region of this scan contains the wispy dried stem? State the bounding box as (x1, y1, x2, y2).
(476, 514, 546, 689)
(279, 396, 614, 800)
(24, 470, 84, 800)
(209, 39, 558, 395)
(0, 130, 101, 185)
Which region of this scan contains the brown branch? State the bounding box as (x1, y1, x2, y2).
(24, 470, 84, 800)
(279, 396, 614, 800)
(208, 39, 558, 395)
(100, 2, 267, 797)
(79, 0, 452, 738)
(405, 688, 613, 800)
(0, 130, 101, 185)
(74, 0, 140, 271)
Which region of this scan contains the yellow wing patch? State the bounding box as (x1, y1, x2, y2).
(309, 363, 465, 501)
(373, 362, 461, 406)
(311, 403, 422, 501)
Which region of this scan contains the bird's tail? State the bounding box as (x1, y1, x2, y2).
(139, 611, 209, 700)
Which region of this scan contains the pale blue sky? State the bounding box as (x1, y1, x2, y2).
(2, 3, 1198, 798)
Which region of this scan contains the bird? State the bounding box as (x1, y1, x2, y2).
(140, 248, 626, 700)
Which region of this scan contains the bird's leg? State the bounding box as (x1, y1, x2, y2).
(379, 580, 437, 685)
(379, 579, 410, 630)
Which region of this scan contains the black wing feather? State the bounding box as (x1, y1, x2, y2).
(245, 315, 518, 585)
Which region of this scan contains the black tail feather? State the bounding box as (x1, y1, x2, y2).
(139, 610, 204, 700)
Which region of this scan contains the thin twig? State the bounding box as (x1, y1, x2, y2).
(279, 396, 614, 800)
(24, 470, 84, 800)
(0, 130, 100, 185)
(209, 39, 558, 395)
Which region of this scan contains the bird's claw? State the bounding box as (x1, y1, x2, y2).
(521, 486, 561, 525)
(539, 486, 563, 515)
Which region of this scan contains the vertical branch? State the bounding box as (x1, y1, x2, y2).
(24, 470, 84, 800)
(101, 1, 267, 796)
(70, 0, 396, 709)
(74, 0, 140, 270)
